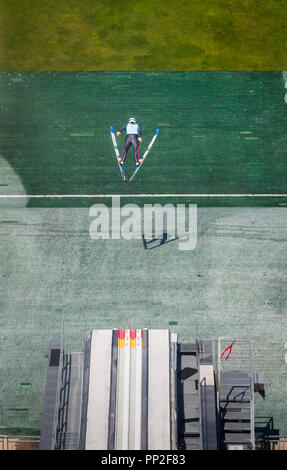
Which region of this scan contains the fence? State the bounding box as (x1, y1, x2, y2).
(0, 435, 40, 450)
(256, 436, 287, 451)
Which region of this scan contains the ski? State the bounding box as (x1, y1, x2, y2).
(110, 125, 126, 182)
(129, 128, 159, 182)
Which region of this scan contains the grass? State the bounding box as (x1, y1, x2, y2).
(0, 0, 287, 70)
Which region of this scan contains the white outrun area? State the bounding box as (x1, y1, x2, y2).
(85, 330, 113, 450)
(148, 329, 171, 449)
(0, 155, 28, 207)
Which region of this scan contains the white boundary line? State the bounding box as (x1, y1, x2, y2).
(0, 194, 286, 198)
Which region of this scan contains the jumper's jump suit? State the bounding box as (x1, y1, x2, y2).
(118, 123, 141, 164)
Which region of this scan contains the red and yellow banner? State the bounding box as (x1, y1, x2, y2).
(118, 329, 142, 348)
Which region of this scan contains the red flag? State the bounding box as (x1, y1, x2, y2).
(221, 339, 235, 360)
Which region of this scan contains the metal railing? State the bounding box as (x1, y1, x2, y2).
(199, 375, 208, 450)
(196, 339, 204, 450)
(54, 431, 79, 450)
(50, 318, 65, 450)
(170, 333, 178, 450)
(56, 352, 72, 449)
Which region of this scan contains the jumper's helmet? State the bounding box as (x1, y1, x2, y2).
(129, 117, 136, 123)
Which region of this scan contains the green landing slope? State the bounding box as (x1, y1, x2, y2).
(0, 72, 286, 206)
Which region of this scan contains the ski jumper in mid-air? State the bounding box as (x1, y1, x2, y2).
(116, 117, 143, 166)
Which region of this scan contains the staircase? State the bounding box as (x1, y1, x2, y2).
(56, 352, 84, 449)
(217, 338, 255, 450)
(219, 370, 252, 449)
(177, 343, 202, 450)
(40, 320, 84, 450)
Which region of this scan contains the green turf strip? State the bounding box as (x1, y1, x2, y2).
(0, 72, 286, 206)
